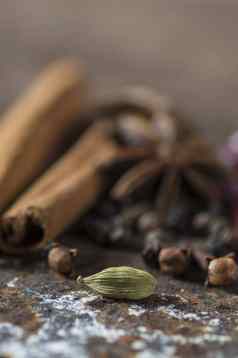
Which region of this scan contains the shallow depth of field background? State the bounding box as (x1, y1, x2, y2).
(0, 1, 237, 144)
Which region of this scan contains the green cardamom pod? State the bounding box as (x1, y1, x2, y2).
(77, 266, 157, 300)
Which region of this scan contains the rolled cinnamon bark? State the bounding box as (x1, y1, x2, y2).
(0, 122, 119, 254)
(0, 58, 87, 212)
(0, 86, 201, 255)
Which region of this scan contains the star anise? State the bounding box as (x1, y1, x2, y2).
(107, 123, 226, 227)
(90, 86, 226, 229)
(92, 86, 195, 149)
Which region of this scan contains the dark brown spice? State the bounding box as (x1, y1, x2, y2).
(206, 253, 238, 286)
(82, 201, 146, 249)
(206, 216, 234, 256)
(191, 249, 212, 273)
(192, 212, 211, 236)
(137, 211, 160, 233)
(142, 231, 162, 267)
(111, 136, 226, 227)
(89, 86, 221, 234)
(48, 245, 78, 275)
(77, 87, 230, 276)
(164, 193, 198, 233)
(159, 247, 191, 276)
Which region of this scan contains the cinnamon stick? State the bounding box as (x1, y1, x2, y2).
(0, 58, 87, 212)
(0, 121, 119, 254)
(0, 86, 195, 255)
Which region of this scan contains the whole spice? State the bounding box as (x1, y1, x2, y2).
(95, 86, 196, 148)
(191, 249, 212, 272)
(2, 90, 181, 255)
(96, 87, 228, 241)
(83, 202, 147, 248)
(93, 88, 226, 234)
(48, 245, 78, 275)
(104, 204, 147, 248)
(111, 136, 226, 226)
(137, 211, 160, 233)
(0, 58, 87, 213)
(220, 131, 238, 246)
(159, 247, 191, 276)
(96, 86, 196, 173)
(206, 216, 233, 256)
(164, 194, 198, 233)
(206, 253, 238, 287)
(77, 266, 157, 300)
(192, 212, 211, 236)
(0, 121, 119, 254)
(142, 230, 165, 266)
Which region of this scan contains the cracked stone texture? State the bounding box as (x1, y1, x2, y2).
(0, 1, 238, 357)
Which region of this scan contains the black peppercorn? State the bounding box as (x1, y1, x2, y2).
(206, 216, 233, 256)
(192, 212, 211, 236)
(137, 211, 159, 233)
(142, 232, 161, 267)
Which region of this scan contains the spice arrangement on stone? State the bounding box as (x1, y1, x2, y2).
(76, 86, 236, 287)
(0, 58, 236, 291)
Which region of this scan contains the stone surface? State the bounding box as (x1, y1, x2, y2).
(0, 2, 238, 357)
(0, 238, 238, 358)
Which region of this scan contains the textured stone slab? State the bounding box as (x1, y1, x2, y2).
(0, 239, 238, 358)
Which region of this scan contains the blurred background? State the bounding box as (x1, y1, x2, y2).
(0, 1, 237, 145)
